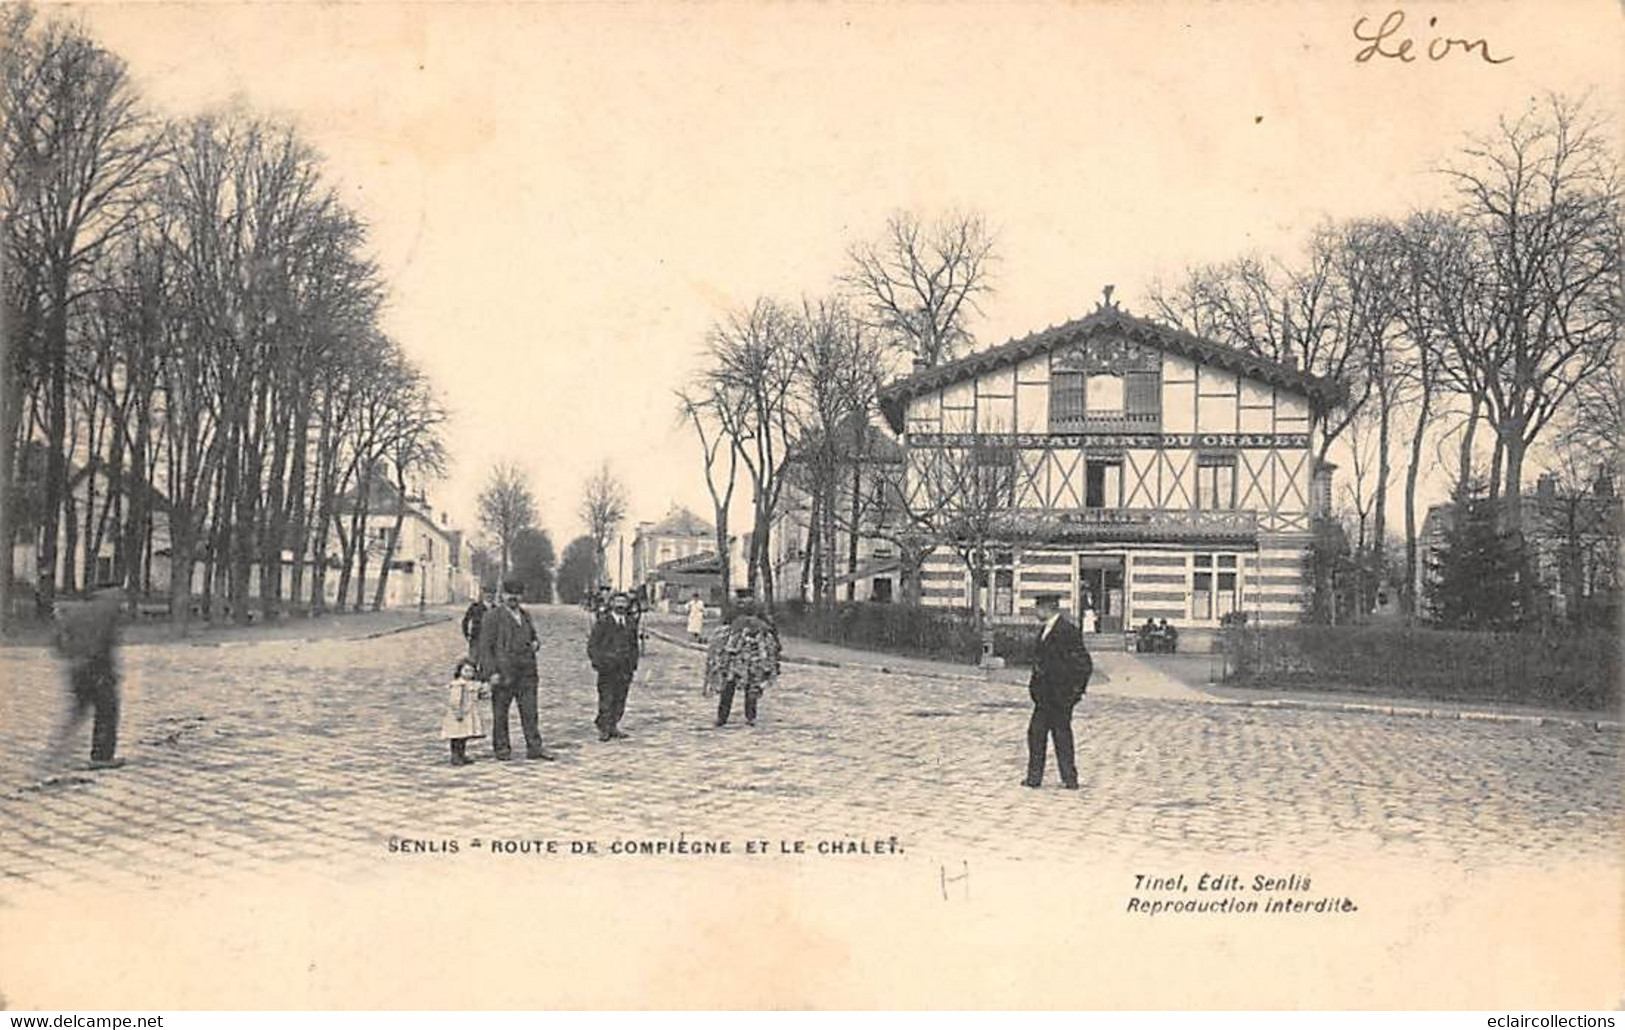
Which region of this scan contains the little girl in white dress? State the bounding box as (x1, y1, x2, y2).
(440, 658, 489, 765)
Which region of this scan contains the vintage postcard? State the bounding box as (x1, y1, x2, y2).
(0, 0, 1620, 1011)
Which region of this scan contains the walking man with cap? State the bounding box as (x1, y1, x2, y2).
(587, 591, 639, 741)
(1023, 594, 1091, 790)
(477, 579, 555, 761)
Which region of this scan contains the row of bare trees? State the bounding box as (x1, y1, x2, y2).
(678, 211, 998, 612)
(1148, 94, 1620, 617)
(2, 7, 446, 626)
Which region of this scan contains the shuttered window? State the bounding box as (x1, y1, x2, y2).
(1050, 372, 1085, 429)
(1126, 371, 1161, 417)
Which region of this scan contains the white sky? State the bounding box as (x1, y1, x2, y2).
(57, 0, 1623, 568)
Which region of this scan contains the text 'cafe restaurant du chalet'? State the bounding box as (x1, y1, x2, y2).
(876, 303, 1345, 643)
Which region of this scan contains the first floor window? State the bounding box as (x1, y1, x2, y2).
(1191, 553, 1239, 620)
(1085, 460, 1122, 509)
(1196, 454, 1237, 510)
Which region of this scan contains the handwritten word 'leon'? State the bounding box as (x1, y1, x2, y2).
(1353, 10, 1513, 65)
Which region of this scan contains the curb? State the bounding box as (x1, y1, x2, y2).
(644, 626, 992, 682)
(1208, 694, 1621, 732)
(643, 627, 1621, 730)
(354, 614, 454, 640)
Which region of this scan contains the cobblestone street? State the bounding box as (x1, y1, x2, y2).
(2, 605, 1618, 888)
(0, 605, 1620, 1007)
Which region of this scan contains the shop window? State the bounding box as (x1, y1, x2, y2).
(1191, 553, 1239, 620)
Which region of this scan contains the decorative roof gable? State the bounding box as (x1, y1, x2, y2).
(878, 306, 1346, 433)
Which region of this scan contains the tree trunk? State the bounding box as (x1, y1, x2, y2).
(285, 398, 312, 613)
(806, 489, 822, 607)
(1457, 394, 1482, 497)
(1487, 432, 1505, 504)
(846, 460, 861, 602)
(259, 401, 293, 619)
(1402, 387, 1432, 617)
(371, 466, 409, 611)
(1372, 390, 1392, 594)
(37, 262, 70, 616)
(712, 512, 731, 615)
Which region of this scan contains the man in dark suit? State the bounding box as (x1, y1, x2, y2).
(477, 579, 555, 761)
(1024, 594, 1092, 790)
(587, 591, 640, 741)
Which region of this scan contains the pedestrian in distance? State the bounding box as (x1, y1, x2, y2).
(685, 591, 706, 642)
(476, 579, 555, 761)
(44, 585, 126, 772)
(441, 658, 490, 766)
(1023, 594, 1091, 790)
(461, 587, 494, 663)
(587, 591, 639, 741)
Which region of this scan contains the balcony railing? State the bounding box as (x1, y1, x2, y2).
(1049, 411, 1161, 433)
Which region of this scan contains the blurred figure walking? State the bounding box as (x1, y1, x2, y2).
(46, 586, 126, 771)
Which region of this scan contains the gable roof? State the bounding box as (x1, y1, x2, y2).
(640, 505, 714, 540)
(877, 306, 1346, 433)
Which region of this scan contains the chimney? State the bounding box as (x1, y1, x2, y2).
(1594, 466, 1615, 498)
(1536, 472, 1558, 501)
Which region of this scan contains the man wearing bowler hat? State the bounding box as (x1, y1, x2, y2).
(1024, 593, 1091, 790)
(477, 578, 555, 761)
(587, 591, 640, 741)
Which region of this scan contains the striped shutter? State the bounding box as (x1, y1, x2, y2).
(1125, 371, 1160, 416)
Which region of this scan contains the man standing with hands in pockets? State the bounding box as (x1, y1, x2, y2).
(588, 591, 640, 741)
(478, 579, 555, 762)
(1023, 594, 1091, 790)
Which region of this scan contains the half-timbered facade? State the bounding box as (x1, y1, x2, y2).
(877, 303, 1344, 635)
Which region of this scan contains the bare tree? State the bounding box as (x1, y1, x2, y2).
(1442, 93, 1621, 533)
(2, 12, 163, 614)
(578, 461, 627, 589)
(702, 298, 799, 605)
(786, 296, 887, 608)
(900, 428, 1017, 628)
(676, 382, 742, 612)
(842, 210, 997, 370)
(477, 462, 537, 583)
(369, 369, 448, 611)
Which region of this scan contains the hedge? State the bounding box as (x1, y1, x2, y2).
(1221, 625, 1621, 710)
(773, 601, 1042, 667)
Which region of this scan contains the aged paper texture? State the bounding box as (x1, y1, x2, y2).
(0, 0, 1620, 1010)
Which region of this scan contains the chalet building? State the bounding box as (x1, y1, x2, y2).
(876, 301, 1344, 638)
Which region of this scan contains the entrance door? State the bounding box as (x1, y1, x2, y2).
(1077, 557, 1125, 633)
